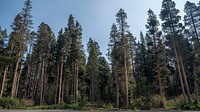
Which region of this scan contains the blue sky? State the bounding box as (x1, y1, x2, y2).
(0, 0, 198, 58)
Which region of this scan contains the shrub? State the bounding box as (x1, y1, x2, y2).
(181, 101, 200, 110)
(0, 97, 25, 109)
(165, 95, 185, 109)
(135, 94, 164, 110)
(20, 99, 34, 107)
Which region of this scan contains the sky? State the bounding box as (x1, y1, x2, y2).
(0, 0, 199, 58)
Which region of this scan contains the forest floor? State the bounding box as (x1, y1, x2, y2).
(0, 110, 199, 112)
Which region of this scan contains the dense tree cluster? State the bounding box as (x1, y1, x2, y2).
(1, 0, 200, 109)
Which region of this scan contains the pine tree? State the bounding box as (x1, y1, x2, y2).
(184, 1, 199, 43)
(34, 22, 55, 105)
(98, 56, 111, 102)
(20, 0, 33, 98)
(10, 14, 27, 98)
(68, 15, 84, 103)
(134, 32, 148, 97)
(86, 38, 101, 102)
(116, 8, 130, 107)
(0, 27, 10, 98)
(108, 23, 121, 107)
(55, 29, 64, 104)
(184, 1, 200, 101)
(160, 0, 192, 102)
(146, 9, 170, 105)
(21, 0, 33, 47)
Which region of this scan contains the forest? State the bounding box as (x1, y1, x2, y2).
(1, 0, 200, 110)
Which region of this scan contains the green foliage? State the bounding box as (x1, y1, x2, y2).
(165, 95, 185, 109)
(86, 38, 101, 101)
(3, 0, 200, 110)
(31, 102, 97, 110)
(0, 97, 25, 109)
(20, 99, 34, 107)
(181, 101, 200, 110)
(135, 95, 164, 110)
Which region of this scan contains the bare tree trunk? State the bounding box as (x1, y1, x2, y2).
(115, 72, 119, 108)
(72, 60, 79, 103)
(28, 62, 34, 98)
(58, 56, 64, 103)
(40, 57, 44, 105)
(11, 51, 21, 98)
(32, 62, 40, 102)
(179, 53, 192, 102)
(42, 69, 47, 104)
(25, 64, 30, 98)
(0, 65, 9, 97)
(73, 62, 76, 102)
(61, 75, 64, 102)
(55, 63, 59, 104)
(71, 63, 74, 97)
(15, 68, 22, 97)
(75, 62, 78, 103)
(66, 75, 69, 102)
(173, 42, 187, 102)
(123, 33, 129, 107)
(1, 44, 13, 98)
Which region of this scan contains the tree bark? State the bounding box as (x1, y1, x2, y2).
(40, 57, 44, 105)
(11, 51, 21, 98)
(25, 64, 30, 98)
(65, 75, 69, 102)
(58, 56, 64, 103)
(179, 53, 192, 102)
(1, 43, 13, 98)
(0, 65, 9, 97)
(61, 74, 64, 102)
(55, 63, 59, 104)
(75, 62, 78, 103)
(172, 42, 187, 102)
(169, 16, 187, 102)
(15, 67, 22, 97)
(123, 32, 129, 107)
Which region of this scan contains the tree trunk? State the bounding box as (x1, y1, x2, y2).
(55, 63, 59, 104)
(11, 51, 21, 98)
(123, 33, 129, 107)
(115, 72, 119, 108)
(40, 57, 44, 105)
(61, 75, 64, 102)
(66, 76, 69, 102)
(25, 64, 30, 98)
(0, 65, 9, 97)
(73, 62, 76, 102)
(1, 43, 13, 98)
(172, 42, 187, 102)
(15, 68, 22, 97)
(73, 61, 78, 103)
(75, 62, 78, 103)
(71, 63, 74, 97)
(42, 68, 46, 104)
(179, 53, 192, 102)
(58, 56, 64, 103)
